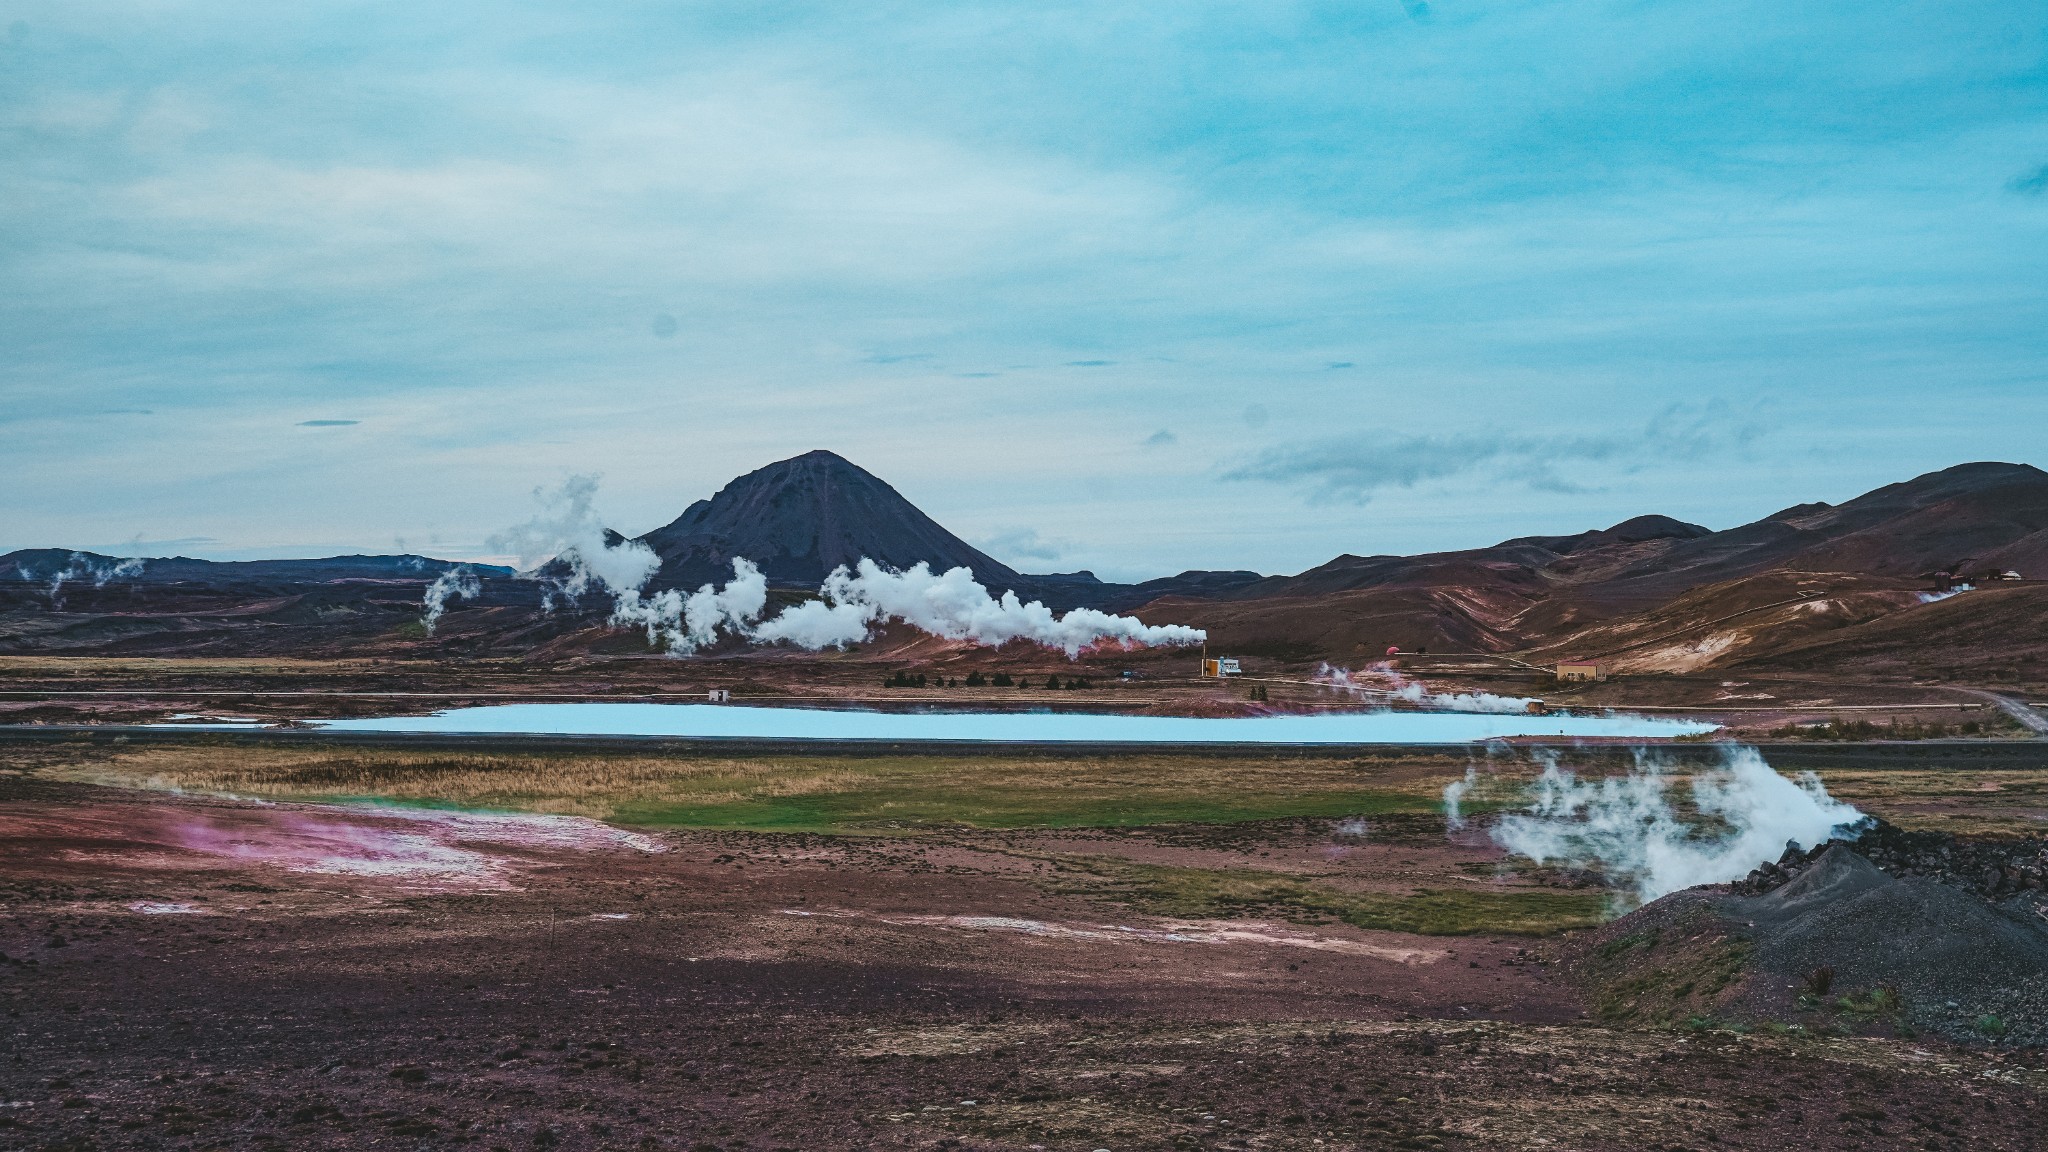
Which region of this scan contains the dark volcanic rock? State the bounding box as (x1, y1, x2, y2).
(637, 450, 1027, 593)
(1723, 846, 2048, 1045)
(1735, 819, 2048, 902)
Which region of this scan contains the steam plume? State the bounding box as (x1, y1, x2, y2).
(489, 479, 1201, 657)
(420, 566, 479, 634)
(486, 476, 661, 612)
(37, 552, 146, 606)
(487, 478, 768, 654)
(610, 559, 768, 654)
(1482, 747, 1868, 904)
(1316, 662, 1536, 714)
(752, 560, 1205, 657)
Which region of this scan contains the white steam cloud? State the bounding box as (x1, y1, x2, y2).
(490, 480, 1204, 658)
(420, 566, 480, 634)
(1316, 662, 1537, 714)
(752, 560, 1206, 657)
(1482, 747, 1868, 904)
(487, 478, 769, 655)
(33, 552, 146, 606)
(487, 476, 663, 611)
(611, 559, 769, 654)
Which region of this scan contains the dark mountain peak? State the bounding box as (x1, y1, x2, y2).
(638, 451, 1023, 591)
(1494, 513, 1710, 557)
(1845, 461, 2047, 509)
(1762, 501, 1832, 524)
(1602, 514, 1713, 543)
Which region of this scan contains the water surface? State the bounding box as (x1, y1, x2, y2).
(312, 702, 1716, 744)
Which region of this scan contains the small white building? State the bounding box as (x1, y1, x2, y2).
(707, 689, 732, 703)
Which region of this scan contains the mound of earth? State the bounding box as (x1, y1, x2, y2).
(1737, 819, 2048, 901)
(1565, 839, 2048, 1046)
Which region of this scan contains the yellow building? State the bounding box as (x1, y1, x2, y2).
(1555, 661, 1605, 682)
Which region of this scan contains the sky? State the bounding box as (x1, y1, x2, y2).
(3, 1, 2045, 581)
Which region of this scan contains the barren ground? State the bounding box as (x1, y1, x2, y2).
(4, 738, 2046, 1152)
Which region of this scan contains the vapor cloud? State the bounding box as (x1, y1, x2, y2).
(487, 477, 769, 654)
(753, 560, 1205, 657)
(487, 480, 1188, 658)
(610, 559, 769, 655)
(30, 552, 147, 607)
(420, 566, 479, 634)
(1484, 747, 1868, 904)
(1228, 404, 1763, 504)
(487, 476, 661, 612)
(1315, 662, 1537, 714)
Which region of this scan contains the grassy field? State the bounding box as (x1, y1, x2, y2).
(1802, 767, 2048, 837)
(28, 742, 2044, 836)
(32, 744, 1470, 833)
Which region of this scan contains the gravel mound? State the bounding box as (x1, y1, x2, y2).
(1720, 846, 2048, 1045)
(1735, 819, 2048, 900)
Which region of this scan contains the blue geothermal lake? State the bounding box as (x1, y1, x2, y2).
(309, 702, 1717, 744)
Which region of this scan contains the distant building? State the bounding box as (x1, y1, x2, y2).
(1201, 658, 1241, 677)
(707, 689, 732, 702)
(1555, 661, 1605, 683)
(1993, 570, 2023, 581)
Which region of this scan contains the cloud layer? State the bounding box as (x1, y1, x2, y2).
(2, 3, 2044, 575)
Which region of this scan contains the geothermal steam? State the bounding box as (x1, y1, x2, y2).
(754, 559, 1205, 657)
(487, 478, 1203, 657)
(1474, 747, 1868, 904)
(420, 566, 479, 634)
(483, 477, 771, 654)
(1316, 662, 1537, 714)
(24, 552, 147, 606)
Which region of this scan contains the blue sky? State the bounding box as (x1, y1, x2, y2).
(3, 1, 2045, 580)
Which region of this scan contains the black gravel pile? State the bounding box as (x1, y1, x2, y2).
(1722, 846, 2048, 1045)
(1734, 819, 2048, 901)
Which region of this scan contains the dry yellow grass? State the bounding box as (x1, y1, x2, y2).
(1806, 768, 2048, 836)
(33, 744, 1464, 830)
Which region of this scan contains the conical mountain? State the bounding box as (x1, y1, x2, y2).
(637, 450, 1024, 592)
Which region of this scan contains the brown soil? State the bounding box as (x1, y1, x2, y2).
(3, 777, 2044, 1152)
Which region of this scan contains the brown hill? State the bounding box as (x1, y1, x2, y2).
(1, 458, 2041, 676)
(1137, 461, 2048, 669)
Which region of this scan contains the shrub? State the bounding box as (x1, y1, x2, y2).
(1803, 965, 1835, 997)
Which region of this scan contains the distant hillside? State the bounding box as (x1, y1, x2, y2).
(1137, 462, 2048, 665)
(1, 457, 2040, 670)
(0, 550, 508, 586)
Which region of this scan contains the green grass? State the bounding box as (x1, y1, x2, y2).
(46, 745, 1458, 833)
(1038, 857, 1608, 936)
